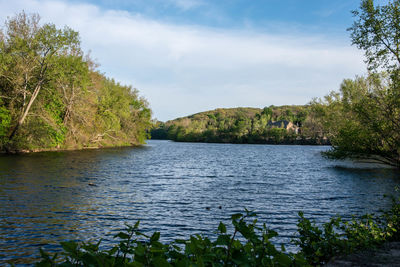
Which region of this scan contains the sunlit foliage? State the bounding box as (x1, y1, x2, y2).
(0, 12, 151, 152)
(312, 0, 400, 167)
(152, 106, 327, 145)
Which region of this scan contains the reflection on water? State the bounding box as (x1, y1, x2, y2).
(0, 141, 399, 265)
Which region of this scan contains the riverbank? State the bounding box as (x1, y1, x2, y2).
(0, 142, 144, 154)
(327, 242, 400, 266)
(152, 137, 330, 145)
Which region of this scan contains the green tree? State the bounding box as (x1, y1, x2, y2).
(313, 74, 400, 167)
(349, 0, 400, 71)
(0, 11, 152, 151)
(155, 107, 319, 144)
(315, 0, 400, 167)
(0, 12, 80, 148)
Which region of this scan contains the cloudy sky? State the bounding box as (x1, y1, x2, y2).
(0, 0, 378, 121)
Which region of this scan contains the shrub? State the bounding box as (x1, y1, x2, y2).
(36, 196, 400, 266)
(294, 195, 400, 265)
(36, 210, 309, 267)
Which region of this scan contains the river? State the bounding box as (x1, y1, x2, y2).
(0, 140, 399, 265)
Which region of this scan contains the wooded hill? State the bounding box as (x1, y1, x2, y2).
(151, 106, 328, 145)
(0, 12, 152, 152)
(152, 0, 400, 167)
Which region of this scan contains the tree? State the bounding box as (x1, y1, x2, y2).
(0, 11, 152, 151)
(313, 74, 400, 167)
(349, 0, 400, 72)
(0, 12, 80, 147)
(314, 0, 400, 167)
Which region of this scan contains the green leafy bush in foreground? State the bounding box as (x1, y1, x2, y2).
(37, 210, 308, 267)
(295, 195, 400, 265)
(37, 197, 400, 267)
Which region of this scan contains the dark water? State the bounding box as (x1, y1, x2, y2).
(0, 140, 399, 265)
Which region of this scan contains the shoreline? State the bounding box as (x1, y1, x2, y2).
(151, 138, 331, 146)
(327, 242, 400, 266)
(0, 143, 145, 155)
(0, 138, 331, 155)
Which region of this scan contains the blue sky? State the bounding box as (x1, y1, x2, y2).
(1, 0, 381, 121)
(75, 0, 358, 32)
(75, 0, 391, 39)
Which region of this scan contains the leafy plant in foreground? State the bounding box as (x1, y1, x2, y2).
(294, 195, 400, 266)
(36, 210, 308, 267)
(35, 196, 400, 266)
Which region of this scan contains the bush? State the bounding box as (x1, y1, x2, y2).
(36, 210, 308, 267)
(36, 196, 400, 266)
(294, 195, 400, 265)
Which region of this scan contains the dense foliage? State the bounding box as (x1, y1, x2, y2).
(0, 12, 151, 152)
(151, 106, 328, 145)
(295, 195, 400, 265)
(36, 196, 400, 266)
(349, 0, 400, 72)
(311, 73, 400, 167)
(37, 210, 309, 267)
(311, 0, 400, 167)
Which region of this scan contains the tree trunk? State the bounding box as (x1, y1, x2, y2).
(8, 83, 42, 141)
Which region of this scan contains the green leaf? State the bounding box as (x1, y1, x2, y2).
(231, 213, 243, 220)
(274, 253, 293, 266)
(134, 221, 140, 229)
(150, 232, 161, 242)
(115, 232, 130, 239)
(126, 262, 144, 267)
(215, 235, 230, 246)
(60, 241, 79, 255)
(218, 222, 227, 234)
(153, 257, 172, 267)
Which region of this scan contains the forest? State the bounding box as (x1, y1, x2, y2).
(0, 12, 152, 153)
(151, 106, 328, 145)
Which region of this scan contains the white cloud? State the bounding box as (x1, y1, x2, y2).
(0, 0, 366, 121)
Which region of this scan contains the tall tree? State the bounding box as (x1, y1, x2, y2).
(312, 74, 400, 167)
(0, 11, 152, 152)
(313, 0, 400, 167)
(0, 12, 80, 145)
(349, 0, 400, 72)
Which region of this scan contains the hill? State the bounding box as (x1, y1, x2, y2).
(151, 106, 329, 145)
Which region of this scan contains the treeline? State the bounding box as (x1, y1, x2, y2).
(0, 12, 151, 152)
(151, 106, 328, 145)
(310, 0, 400, 168)
(153, 0, 400, 169)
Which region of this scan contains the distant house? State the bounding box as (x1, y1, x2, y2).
(267, 120, 299, 134)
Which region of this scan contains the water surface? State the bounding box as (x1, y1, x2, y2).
(0, 140, 399, 265)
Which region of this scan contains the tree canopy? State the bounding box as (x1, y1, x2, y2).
(312, 0, 400, 167)
(0, 12, 152, 152)
(349, 0, 400, 72)
(151, 106, 328, 145)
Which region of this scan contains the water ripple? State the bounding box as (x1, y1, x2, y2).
(0, 140, 399, 265)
